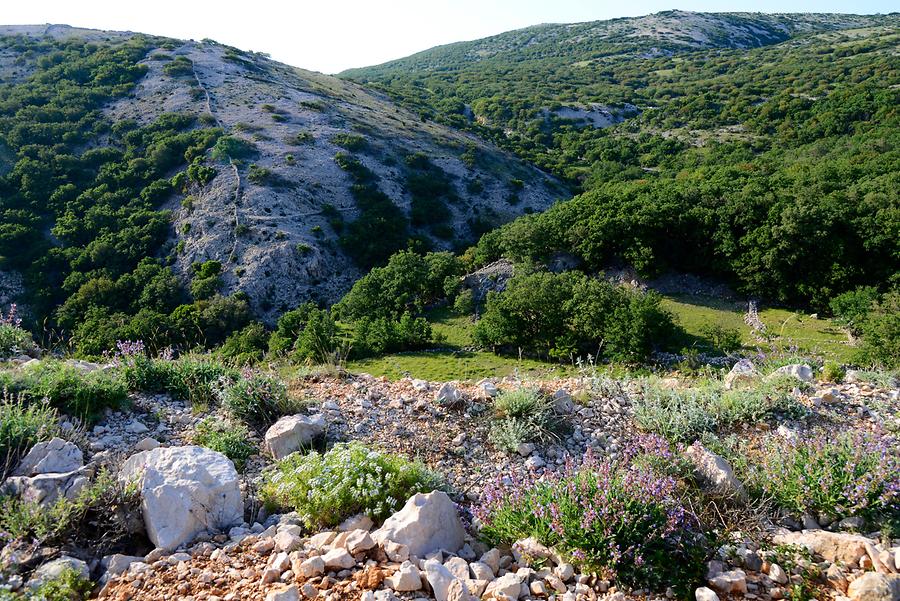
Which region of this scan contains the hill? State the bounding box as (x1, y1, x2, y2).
(342, 11, 899, 309)
(0, 25, 564, 334)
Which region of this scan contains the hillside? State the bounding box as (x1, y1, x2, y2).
(0, 25, 564, 330)
(342, 11, 899, 309)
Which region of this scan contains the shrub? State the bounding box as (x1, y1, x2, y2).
(26, 567, 93, 601)
(453, 288, 474, 315)
(216, 371, 296, 425)
(192, 417, 256, 471)
(351, 313, 433, 357)
(260, 442, 443, 528)
(699, 325, 742, 354)
(0, 393, 60, 481)
(855, 291, 900, 369)
(822, 360, 845, 383)
(829, 286, 879, 333)
(474, 440, 706, 592)
(745, 431, 899, 525)
(219, 322, 270, 365)
(1, 361, 128, 422)
(475, 271, 675, 362)
(167, 357, 236, 408)
(489, 388, 560, 453)
(0, 468, 138, 546)
(211, 135, 258, 162)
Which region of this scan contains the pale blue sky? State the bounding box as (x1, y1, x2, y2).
(5, 0, 896, 73)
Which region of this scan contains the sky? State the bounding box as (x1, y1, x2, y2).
(4, 0, 896, 74)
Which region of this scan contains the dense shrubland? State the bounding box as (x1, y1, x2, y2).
(344, 20, 899, 311)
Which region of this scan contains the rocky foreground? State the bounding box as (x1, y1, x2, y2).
(1, 359, 898, 601)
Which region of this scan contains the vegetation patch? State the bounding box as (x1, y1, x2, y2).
(260, 441, 443, 529)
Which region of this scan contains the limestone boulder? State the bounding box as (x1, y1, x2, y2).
(724, 359, 758, 390)
(768, 364, 814, 383)
(373, 491, 465, 557)
(848, 573, 900, 601)
(14, 438, 83, 476)
(119, 445, 243, 551)
(773, 530, 872, 567)
(684, 443, 747, 500)
(264, 414, 326, 460)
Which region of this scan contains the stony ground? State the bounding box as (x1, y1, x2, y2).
(1, 360, 898, 601)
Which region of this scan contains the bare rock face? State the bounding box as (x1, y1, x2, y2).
(373, 491, 465, 558)
(119, 445, 243, 551)
(264, 414, 326, 460)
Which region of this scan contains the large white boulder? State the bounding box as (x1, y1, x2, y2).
(264, 414, 325, 460)
(14, 438, 83, 476)
(373, 491, 465, 557)
(119, 445, 243, 551)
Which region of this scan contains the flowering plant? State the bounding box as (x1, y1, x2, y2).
(260, 442, 443, 529)
(474, 436, 707, 591)
(750, 429, 899, 523)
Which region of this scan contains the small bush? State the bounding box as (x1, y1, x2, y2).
(855, 291, 900, 369)
(0, 469, 137, 546)
(211, 136, 258, 162)
(745, 431, 899, 525)
(474, 440, 706, 593)
(453, 289, 474, 315)
(192, 417, 256, 471)
(27, 567, 93, 601)
(219, 322, 270, 365)
(489, 388, 561, 453)
(0, 393, 60, 481)
(1, 361, 127, 422)
(167, 357, 236, 408)
(216, 371, 296, 425)
(0, 304, 35, 359)
(260, 442, 443, 528)
(699, 324, 742, 354)
(822, 360, 845, 383)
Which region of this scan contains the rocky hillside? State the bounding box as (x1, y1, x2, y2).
(341, 11, 886, 76)
(0, 25, 564, 321)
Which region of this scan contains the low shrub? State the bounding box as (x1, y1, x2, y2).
(821, 361, 845, 383)
(218, 322, 270, 365)
(0, 392, 60, 481)
(192, 417, 256, 471)
(855, 291, 900, 369)
(216, 371, 297, 425)
(474, 439, 706, 593)
(260, 442, 442, 529)
(699, 324, 742, 355)
(0, 361, 128, 422)
(745, 430, 899, 526)
(25, 567, 93, 601)
(489, 388, 560, 453)
(0, 469, 139, 547)
(632, 378, 805, 443)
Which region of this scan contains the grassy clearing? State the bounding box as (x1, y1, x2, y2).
(661, 295, 853, 362)
(343, 295, 854, 381)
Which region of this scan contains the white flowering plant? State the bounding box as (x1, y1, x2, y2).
(260, 442, 443, 529)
